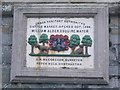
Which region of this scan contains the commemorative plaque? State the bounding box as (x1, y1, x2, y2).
(27, 18, 94, 69)
(11, 4, 109, 84)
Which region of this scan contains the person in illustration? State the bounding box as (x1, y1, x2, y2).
(52, 40, 57, 48)
(61, 39, 66, 50)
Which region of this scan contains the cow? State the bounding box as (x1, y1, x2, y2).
(74, 45, 84, 54)
(35, 44, 49, 54)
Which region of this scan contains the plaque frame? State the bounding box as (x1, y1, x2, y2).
(11, 4, 109, 84)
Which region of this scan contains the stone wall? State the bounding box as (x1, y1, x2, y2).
(1, 2, 120, 89)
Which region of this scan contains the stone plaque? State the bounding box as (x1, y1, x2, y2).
(11, 4, 109, 84)
(26, 18, 94, 69)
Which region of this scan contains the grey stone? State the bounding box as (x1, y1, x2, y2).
(2, 17, 13, 28)
(110, 35, 120, 45)
(2, 32, 12, 45)
(118, 78, 120, 88)
(88, 77, 119, 88)
(2, 83, 30, 88)
(2, 5, 12, 12)
(109, 66, 119, 76)
(108, 77, 119, 88)
(2, 5, 13, 17)
(1, 2, 120, 88)
(11, 3, 109, 84)
(119, 65, 120, 76)
(2, 18, 13, 46)
(0, 64, 2, 89)
(109, 46, 119, 65)
(28, 84, 82, 88)
(2, 65, 10, 85)
(110, 17, 119, 27)
(2, 45, 12, 64)
(1, 0, 120, 3)
(109, 46, 117, 61)
(0, 3, 2, 65)
(0, 33, 2, 65)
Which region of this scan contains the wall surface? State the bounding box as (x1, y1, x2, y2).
(1, 1, 120, 89)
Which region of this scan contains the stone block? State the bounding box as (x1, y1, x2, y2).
(2, 32, 12, 45)
(0, 64, 2, 89)
(0, 36, 2, 64)
(2, 17, 13, 28)
(109, 46, 119, 65)
(2, 17, 13, 46)
(109, 66, 119, 76)
(2, 65, 10, 86)
(110, 35, 120, 45)
(110, 17, 119, 27)
(1, 0, 120, 3)
(109, 37, 120, 65)
(88, 77, 119, 88)
(118, 78, 120, 88)
(2, 45, 12, 64)
(27, 84, 82, 88)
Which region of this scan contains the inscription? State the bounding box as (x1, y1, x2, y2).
(26, 18, 94, 69)
(36, 58, 83, 68)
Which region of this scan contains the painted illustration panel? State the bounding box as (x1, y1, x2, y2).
(26, 18, 94, 69)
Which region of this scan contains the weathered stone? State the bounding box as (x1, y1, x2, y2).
(110, 17, 119, 26)
(2, 18, 13, 47)
(0, 2, 2, 65)
(118, 78, 120, 88)
(110, 35, 120, 45)
(2, 4, 13, 17)
(2, 4, 12, 12)
(0, 64, 2, 89)
(2, 32, 12, 45)
(109, 66, 119, 76)
(0, 2, 2, 89)
(2, 65, 10, 86)
(2, 17, 13, 28)
(27, 84, 82, 88)
(1, 2, 120, 88)
(1, 0, 120, 3)
(109, 46, 119, 65)
(88, 77, 119, 88)
(2, 45, 12, 64)
(2, 83, 30, 88)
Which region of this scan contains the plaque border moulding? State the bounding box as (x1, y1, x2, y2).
(11, 4, 109, 84)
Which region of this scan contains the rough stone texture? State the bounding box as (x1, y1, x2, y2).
(0, 65, 2, 89)
(0, 1, 2, 89)
(2, 45, 12, 64)
(1, 2, 120, 89)
(2, 65, 10, 86)
(1, 0, 120, 3)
